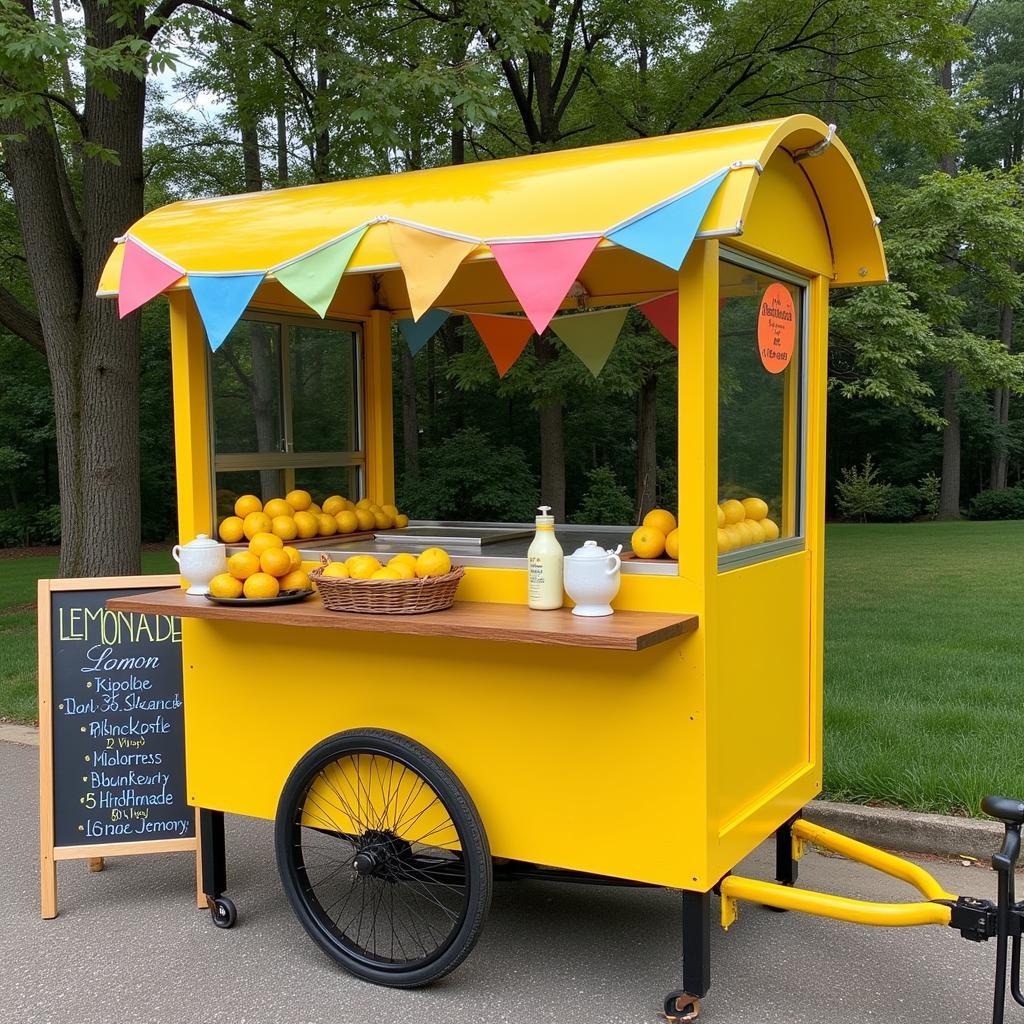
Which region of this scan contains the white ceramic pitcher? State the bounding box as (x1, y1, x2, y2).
(563, 540, 622, 617)
(172, 534, 226, 595)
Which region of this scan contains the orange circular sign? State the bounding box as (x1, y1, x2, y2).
(757, 283, 796, 374)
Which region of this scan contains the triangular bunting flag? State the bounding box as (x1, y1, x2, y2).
(190, 273, 265, 351)
(549, 307, 629, 378)
(389, 223, 475, 322)
(275, 226, 367, 318)
(117, 239, 183, 318)
(468, 313, 534, 378)
(398, 309, 449, 356)
(490, 236, 600, 334)
(638, 293, 678, 348)
(608, 170, 728, 270)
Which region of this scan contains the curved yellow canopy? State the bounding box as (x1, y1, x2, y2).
(97, 114, 885, 298)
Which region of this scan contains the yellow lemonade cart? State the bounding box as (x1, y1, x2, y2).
(100, 116, 1024, 1022)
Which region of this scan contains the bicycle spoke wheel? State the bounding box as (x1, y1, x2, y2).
(276, 729, 492, 987)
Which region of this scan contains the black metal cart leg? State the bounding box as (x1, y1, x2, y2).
(663, 891, 710, 1021)
(775, 812, 800, 887)
(200, 809, 236, 929)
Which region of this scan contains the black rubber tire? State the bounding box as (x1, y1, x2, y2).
(275, 728, 492, 988)
(211, 896, 237, 929)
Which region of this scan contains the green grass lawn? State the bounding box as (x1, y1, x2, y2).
(0, 526, 1021, 815)
(0, 551, 175, 725)
(823, 521, 1024, 815)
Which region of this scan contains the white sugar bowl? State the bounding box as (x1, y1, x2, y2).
(563, 540, 622, 617)
(172, 534, 227, 596)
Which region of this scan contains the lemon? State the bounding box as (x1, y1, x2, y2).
(263, 498, 295, 519)
(293, 511, 319, 539)
(716, 528, 733, 554)
(720, 499, 745, 525)
(234, 494, 262, 518)
(761, 518, 781, 541)
(308, 502, 322, 515)
(316, 513, 338, 537)
(416, 547, 452, 578)
(394, 514, 409, 529)
(724, 523, 745, 548)
(218, 516, 245, 543)
(665, 528, 679, 560)
(260, 547, 293, 578)
(388, 553, 418, 569)
(630, 526, 665, 559)
(387, 561, 415, 580)
(271, 515, 298, 541)
(227, 551, 261, 580)
(742, 497, 769, 521)
(322, 496, 346, 516)
(342, 498, 357, 511)
(355, 498, 373, 510)
(371, 567, 402, 580)
(381, 504, 399, 519)
(321, 562, 350, 579)
(286, 489, 312, 511)
(209, 573, 243, 598)
(242, 511, 272, 539)
(373, 511, 391, 529)
(279, 569, 311, 592)
(716, 505, 726, 528)
(346, 555, 382, 580)
(243, 572, 280, 599)
(643, 508, 676, 535)
(285, 546, 303, 571)
(335, 510, 359, 534)
(249, 531, 284, 556)
(354, 509, 376, 532)
(746, 519, 767, 543)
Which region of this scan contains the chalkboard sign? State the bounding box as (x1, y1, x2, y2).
(38, 576, 198, 919)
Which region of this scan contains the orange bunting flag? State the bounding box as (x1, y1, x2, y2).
(389, 223, 477, 322)
(468, 313, 535, 377)
(637, 292, 678, 347)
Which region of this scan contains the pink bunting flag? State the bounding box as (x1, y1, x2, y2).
(468, 313, 535, 377)
(490, 236, 600, 334)
(117, 239, 183, 318)
(637, 292, 678, 348)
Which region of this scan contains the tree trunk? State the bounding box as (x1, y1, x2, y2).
(276, 102, 289, 184)
(939, 365, 961, 519)
(990, 300, 1014, 490)
(635, 373, 657, 521)
(533, 335, 565, 520)
(401, 344, 420, 481)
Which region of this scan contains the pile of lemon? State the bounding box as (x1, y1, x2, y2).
(717, 497, 780, 553)
(320, 547, 452, 581)
(629, 509, 680, 560)
(209, 530, 312, 600)
(217, 489, 410, 545)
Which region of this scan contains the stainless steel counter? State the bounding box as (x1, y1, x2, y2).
(292, 521, 679, 576)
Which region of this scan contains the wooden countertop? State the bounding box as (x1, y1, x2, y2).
(106, 588, 697, 652)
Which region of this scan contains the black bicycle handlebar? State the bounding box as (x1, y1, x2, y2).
(982, 796, 1024, 827)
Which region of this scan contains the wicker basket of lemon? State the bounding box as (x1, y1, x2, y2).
(310, 548, 463, 614)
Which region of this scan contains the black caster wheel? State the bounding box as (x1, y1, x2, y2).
(662, 991, 701, 1022)
(210, 895, 237, 929)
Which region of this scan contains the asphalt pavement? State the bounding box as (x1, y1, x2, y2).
(1, 738, 1012, 1024)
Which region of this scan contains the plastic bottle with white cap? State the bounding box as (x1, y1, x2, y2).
(527, 505, 563, 610)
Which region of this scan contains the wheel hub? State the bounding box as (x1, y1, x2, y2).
(352, 829, 410, 881)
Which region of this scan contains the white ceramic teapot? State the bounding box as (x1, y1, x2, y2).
(172, 534, 226, 596)
(563, 540, 622, 617)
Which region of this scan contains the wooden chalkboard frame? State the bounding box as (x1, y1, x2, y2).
(38, 576, 201, 919)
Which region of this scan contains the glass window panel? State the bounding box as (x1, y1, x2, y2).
(718, 257, 802, 557)
(292, 466, 362, 504)
(210, 320, 283, 456)
(215, 469, 285, 515)
(288, 325, 359, 453)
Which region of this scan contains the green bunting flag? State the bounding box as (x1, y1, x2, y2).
(274, 226, 368, 318)
(549, 307, 629, 377)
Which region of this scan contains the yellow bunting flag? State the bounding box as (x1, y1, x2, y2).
(549, 307, 629, 378)
(388, 223, 477, 322)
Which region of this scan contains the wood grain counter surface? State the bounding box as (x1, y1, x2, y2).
(106, 588, 697, 652)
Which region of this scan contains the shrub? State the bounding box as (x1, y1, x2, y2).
(969, 487, 1024, 521)
(878, 485, 922, 522)
(0, 504, 60, 547)
(918, 473, 940, 520)
(571, 466, 635, 525)
(834, 455, 892, 522)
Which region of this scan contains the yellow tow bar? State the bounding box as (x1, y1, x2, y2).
(719, 819, 955, 930)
